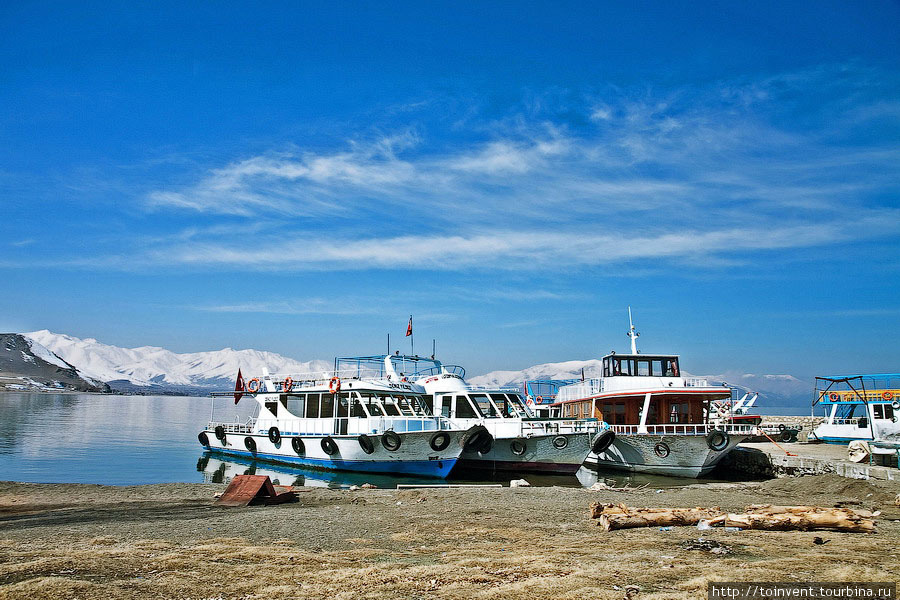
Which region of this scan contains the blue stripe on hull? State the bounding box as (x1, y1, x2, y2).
(205, 446, 457, 478)
(817, 437, 870, 444)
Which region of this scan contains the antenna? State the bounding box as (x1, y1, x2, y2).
(627, 306, 640, 354)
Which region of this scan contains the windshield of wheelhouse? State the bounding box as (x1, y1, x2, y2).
(603, 356, 680, 377)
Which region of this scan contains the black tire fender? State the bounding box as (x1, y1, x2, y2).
(510, 438, 527, 456)
(591, 429, 616, 454)
(706, 430, 729, 452)
(777, 423, 786, 431)
(291, 437, 305, 455)
(214, 425, 226, 441)
(268, 426, 281, 444)
(358, 434, 375, 454)
(780, 430, 793, 443)
(429, 432, 451, 452)
(381, 430, 402, 451)
(244, 436, 257, 453)
(460, 425, 491, 452)
(198, 432, 210, 447)
(477, 433, 494, 455)
(321, 436, 338, 455)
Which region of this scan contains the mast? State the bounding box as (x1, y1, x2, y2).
(627, 306, 640, 354)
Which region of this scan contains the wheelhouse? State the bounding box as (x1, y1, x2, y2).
(553, 353, 729, 433)
(432, 390, 532, 419)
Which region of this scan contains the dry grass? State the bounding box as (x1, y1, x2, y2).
(0, 477, 898, 599)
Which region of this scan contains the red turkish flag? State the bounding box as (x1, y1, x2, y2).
(234, 368, 244, 404)
(406, 317, 412, 337)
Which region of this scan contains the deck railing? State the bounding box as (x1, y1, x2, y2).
(209, 416, 454, 437)
(610, 423, 756, 436)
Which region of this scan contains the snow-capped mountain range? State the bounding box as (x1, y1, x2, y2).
(25, 330, 330, 391)
(20, 330, 813, 409)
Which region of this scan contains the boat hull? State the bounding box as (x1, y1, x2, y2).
(456, 432, 592, 474)
(583, 432, 748, 478)
(200, 429, 462, 478)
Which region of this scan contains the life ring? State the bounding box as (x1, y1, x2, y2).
(460, 425, 491, 452)
(552, 435, 569, 450)
(654, 442, 670, 458)
(198, 432, 210, 447)
(268, 426, 281, 444)
(706, 430, 729, 452)
(510, 438, 527, 456)
(283, 377, 293, 392)
(358, 434, 375, 454)
(244, 436, 257, 453)
(882, 391, 894, 401)
(247, 378, 261, 393)
(429, 432, 451, 452)
(591, 429, 615, 454)
(329, 377, 341, 394)
(536, 396, 544, 404)
(381, 430, 402, 451)
(829, 393, 839, 401)
(291, 437, 305, 455)
(214, 425, 226, 441)
(321, 436, 338, 455)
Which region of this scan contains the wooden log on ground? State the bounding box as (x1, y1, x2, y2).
(707, 507, 877, 532)
(590, 502, 877, 533)
(591, 503, 722, 531)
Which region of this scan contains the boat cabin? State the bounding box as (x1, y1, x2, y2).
(553, 353, 726, 432)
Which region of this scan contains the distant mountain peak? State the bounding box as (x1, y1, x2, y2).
(23, 330, 329, 391)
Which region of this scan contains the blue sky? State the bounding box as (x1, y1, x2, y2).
(2, 1, 899, 378)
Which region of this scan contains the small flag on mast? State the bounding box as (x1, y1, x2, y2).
(234, 368, 245, 404)
(581, 367, 585, 382)
(406, 316, 413, 337)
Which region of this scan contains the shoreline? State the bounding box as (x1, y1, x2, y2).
(1, 476, 898, 599)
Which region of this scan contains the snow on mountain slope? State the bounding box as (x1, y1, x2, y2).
(24, 330, 330, 388)
(468, 360, 813, 408)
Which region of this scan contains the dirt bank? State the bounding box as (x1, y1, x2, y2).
(1, 476, 898, 599)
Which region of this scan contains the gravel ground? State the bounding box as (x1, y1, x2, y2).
(1, 475, 899, 599)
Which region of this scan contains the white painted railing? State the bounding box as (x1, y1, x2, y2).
(611, 424, 756, 436)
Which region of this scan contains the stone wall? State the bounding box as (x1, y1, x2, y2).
(758, 415, 827, 442)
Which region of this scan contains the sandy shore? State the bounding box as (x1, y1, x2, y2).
(1, 476, 899, 599)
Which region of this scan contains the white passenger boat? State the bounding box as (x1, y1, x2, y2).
(410, 358, 608, 474)
(197, 358, 481, 478)
(810, 374, 900, 444)
(549, 311, 754, 477)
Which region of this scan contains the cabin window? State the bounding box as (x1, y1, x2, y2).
(265, 400, 278, 416)
(440, 395, 452, 417)
(361, 395, 385, 416)
(873, 404, 893, 420)
(637, 360, 650, 376)
(652, 360, 664, 376)
(665, 359, 679, 377)
(669, 402, 690, 423)
(380, 396, 402, 416)
(287, 394, 306, 418)
(456, 395, 480, 418)
(349, 393, 366, 418)
(306, 393, 320, 418)
(336, 392, 349, 418)
(320, 394, 335, 418)
(471, 394, 498, 417)
(490, 394, 513, 417)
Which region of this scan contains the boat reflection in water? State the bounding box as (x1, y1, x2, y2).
(196, 452, 592, 489)
(196, 452, 730, 489)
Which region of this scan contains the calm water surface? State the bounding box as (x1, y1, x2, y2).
(0, 393, 731, 488)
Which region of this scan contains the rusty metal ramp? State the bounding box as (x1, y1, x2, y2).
(216, 474, 298, 507)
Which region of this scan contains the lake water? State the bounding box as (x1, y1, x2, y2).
(0, 393, 732, 488)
